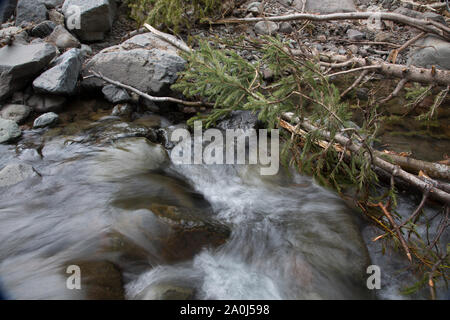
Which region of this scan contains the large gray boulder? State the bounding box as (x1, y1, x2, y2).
(294, 0, 356, 14)
(0, 0, 17, 23)
(33, 48, 82, 95)
(16, 0, 48, 26)
(0, 162, 37, 187)
(408, 36, 450, 70)
(83, 32, 186, 96)
(0, 43, 57, 101)
(0, 104, 31, 124)
(62, 0, 117, 41)
(0, 118, 21, 143)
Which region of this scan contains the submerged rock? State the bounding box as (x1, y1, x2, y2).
(111, 103, 134, 117)
(0, 43, 57, 101)
(136, 283, 195, 300)
(64, 261, 124, 300)
(83, 32, 186, 95)
(0, 118, 21, 143)
(0, 104, 31, 124)
(0, 162, 37, 187)
(33, 112, 59, 128)
(33, 48, 82, 95)
(90, 137, 169, 180)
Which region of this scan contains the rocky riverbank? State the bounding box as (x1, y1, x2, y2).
(0, 0, 449, 300)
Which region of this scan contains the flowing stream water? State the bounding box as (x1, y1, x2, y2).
(0, 101, 447, 300)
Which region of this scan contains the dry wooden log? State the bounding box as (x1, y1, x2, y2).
(214, 11, 450, 40)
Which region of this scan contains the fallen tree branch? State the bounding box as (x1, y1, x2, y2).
(214, 11, 450, 40)
(281, 112, 450, 205)
(143, 23, 192, 53)
(377, 201, 413, 262)
(87, 71, 213, 108)
(314, 53, 450, 86)
(375, 151, 450, 181)
(340, 69, 370, 98)
(379, 78, 408, 104)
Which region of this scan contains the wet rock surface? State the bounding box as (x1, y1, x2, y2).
(33, 111, 59, 128)
(0, 104, 31, 123)
(0, 118, 21, 143)
(0, 162, 37, 187)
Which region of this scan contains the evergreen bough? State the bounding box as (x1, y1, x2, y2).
(125, 0, 225, 32)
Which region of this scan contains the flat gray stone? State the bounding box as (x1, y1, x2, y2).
(0, 118, 21, 143)
(408, 35, 450, 70)
(62, 0, 117, 41)
(33, 48, 82, 95)
(33, 112, 59, 128)
(0, 43, 57, 101)
(16, 0, 48, 26)
(0, 104, 31, 123)
(0, 162, 37, 187)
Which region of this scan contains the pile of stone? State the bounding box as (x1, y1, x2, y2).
(0, 0, 187, 142)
